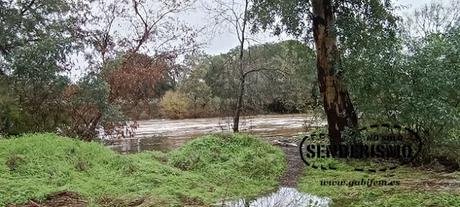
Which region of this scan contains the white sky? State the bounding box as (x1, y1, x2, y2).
(201, 0, 439, 55)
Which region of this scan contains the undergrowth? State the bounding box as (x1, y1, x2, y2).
(298, 158, 460, 207)
(0, 133, 285, 206)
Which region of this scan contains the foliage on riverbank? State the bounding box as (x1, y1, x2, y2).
(0, 133, 285, 206)
(298, 158, 460, 207)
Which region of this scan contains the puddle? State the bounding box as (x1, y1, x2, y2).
(222, 187, 331, 207)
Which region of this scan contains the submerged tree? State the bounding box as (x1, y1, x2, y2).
(207, 0, 289, 132)
(205, 0, 252, 132)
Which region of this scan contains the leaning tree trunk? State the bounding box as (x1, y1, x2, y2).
(311, 0, 358, 145)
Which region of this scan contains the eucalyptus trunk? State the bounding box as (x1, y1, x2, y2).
(311, 0, 358, 145)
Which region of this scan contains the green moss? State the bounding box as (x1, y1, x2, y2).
(298, 158, 460, 207)
(0, 133, 285, 206)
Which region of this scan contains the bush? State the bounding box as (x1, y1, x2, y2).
(0, 97, 31, 136)
(158, 90, 191, 119)
(169, 133, 285, 180)
(428, 129, 460, 170)
(344, 27, 460, 165)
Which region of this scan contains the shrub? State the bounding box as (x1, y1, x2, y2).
(158, 90, 191, 119)
(169, 133, 286, 180)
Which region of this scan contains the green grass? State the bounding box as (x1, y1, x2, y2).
(298, 158, 460, 207)
(0, 133, 285, 206)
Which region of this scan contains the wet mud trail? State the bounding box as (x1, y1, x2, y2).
(268, 136, 306, 187)
(279, 145, 305, 187)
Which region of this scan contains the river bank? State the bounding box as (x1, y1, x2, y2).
(0, 133, 285, 206)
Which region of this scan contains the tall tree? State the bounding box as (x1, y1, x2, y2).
(310, 0, 357, 144)
(206, 0, 285, 132)
(249, 0, 397, 144)
(205, 0, 251, 132)
(0, 0, 90, 134)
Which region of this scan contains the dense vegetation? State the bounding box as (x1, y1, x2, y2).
(160, 40, 317, 119)
(0, 133, 285, 206)
(250, 0, 460, 165)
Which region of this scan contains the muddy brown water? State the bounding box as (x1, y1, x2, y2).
(103, 114, 324, 153)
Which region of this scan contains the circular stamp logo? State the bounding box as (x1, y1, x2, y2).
(299, 124, 423, 172)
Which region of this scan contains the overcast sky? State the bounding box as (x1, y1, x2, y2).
(202, 0, 440, 55)
(67, 0, 444, 81)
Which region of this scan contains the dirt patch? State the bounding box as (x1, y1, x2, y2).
(8, 192, 87, 207)
(97, 196, 147, 207)
(8, 193, 156, 207)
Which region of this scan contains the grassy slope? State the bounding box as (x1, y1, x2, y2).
(0, 133, 285, 206)
(298, 158, 460, 207)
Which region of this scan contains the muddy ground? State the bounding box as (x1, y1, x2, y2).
(270, 137, 305, 188)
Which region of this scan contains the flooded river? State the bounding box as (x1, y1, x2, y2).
(104, 114, 324, 153)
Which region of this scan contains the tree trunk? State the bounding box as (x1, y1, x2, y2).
(233, 0, 249, 133)
(311, 0, 358, 145)
(233, 77, 245, 132)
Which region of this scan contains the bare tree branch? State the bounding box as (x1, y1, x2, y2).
(20, 0, 35, 15)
